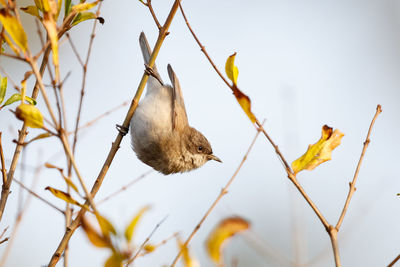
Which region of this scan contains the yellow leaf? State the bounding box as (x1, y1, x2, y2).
(82, 217, 112, 248)
(104, 252, 123, 267)
(95, 213, 117, 237)
(45, 186, 82, 206)
(44, 162, 63, 172)
(34, 0, 43, 11)
(206, 217, 250, 265)
(42, 14, 58, 73)
(20, 6, 41, 19)
(71, 1, 99, 13)
(15, 103, 44, 128)
(63, 176, 80, 195)
(124, 205, 150, 242)
(2, 33, 20, 55)
(177, 238, 199, 267)
(292, 125, 345, 174)
(225, 52, 239, 85)
(143, 244, 155, 253)
(0, 9, 28, 52)
(41, 0, 57, 14)
(233, 87, 256, 123)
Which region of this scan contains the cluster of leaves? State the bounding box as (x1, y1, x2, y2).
(81, 206, 151, 267)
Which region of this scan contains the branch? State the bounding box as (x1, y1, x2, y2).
(335, 104, 382, 229)
(0, 46, 52, 222)
(170, 121, 263, 266)
(48, 1, 182, 266)
(126, 215, 168, 266)
(0, 133, 7, 184)
(13, 178, 64, 214)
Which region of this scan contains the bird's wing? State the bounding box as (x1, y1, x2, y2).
(167, 64, 189, 131)
(139, 32, 164, 87)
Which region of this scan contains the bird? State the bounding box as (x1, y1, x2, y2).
(130, 32, 221, 175)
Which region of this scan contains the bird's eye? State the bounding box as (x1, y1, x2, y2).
(198, 146, 203, 152)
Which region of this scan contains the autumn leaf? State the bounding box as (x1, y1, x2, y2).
(104, 252, 124, 267)
(82, 217, 112, 248)
(0, 9, 28, 52)
(206, 216, 250, 265)
(225, 53, 239, 85)
(23, 132, 53, 146)
(44, 162, 63, 172)
(42, 14, 59, 77)
(291, 125, 344, 174)
(14, 103, 44, 128)
(45, 186, 82, 206)
(224, 53, 257, 123)
(71, 1, 100, 13)
(124, 205, 150, 242)
(233, 87, 256, 123)
(177, 238, 199, 267)
(20, 6, 41, 19)
(143, 244, 155, 253)
(0, 74, 6, 105)
(95, 213, 117, 237)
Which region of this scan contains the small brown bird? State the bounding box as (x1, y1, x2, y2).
(130, 32, 221, 175)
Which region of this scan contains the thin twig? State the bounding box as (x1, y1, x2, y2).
(126, 215, 168, 266)
(48, 1, 182, 265)
(140, 0, 162, 30)
(97, 170, 152, 205)
(0, 53, 27, 62)
(71, 1, 103, 158)
(0, 133, 7, 184)
(335, 104, 382, 230)
(387, 253, 400, 267)
(71, 100, 129, 134)
(170, 120, 264, 266)
(66, 33, 84, 67)
(138, 232, 179, 257)
(14, 178, 64, 214)
(0, 160, 42, 266)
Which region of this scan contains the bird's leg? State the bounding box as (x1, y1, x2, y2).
(144, 64, 164, 85)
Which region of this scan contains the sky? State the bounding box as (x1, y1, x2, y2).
(0, 0, 400, 266)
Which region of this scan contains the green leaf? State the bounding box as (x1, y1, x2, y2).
(0, 74, 7, 105)
(15, 103, 44, 128)
(124, 205, 150, 242)
(64, 0, 72, 17)
(71, 12, 96, 27)
(1, 93, 36, 108)
(0, 9, 28, 52)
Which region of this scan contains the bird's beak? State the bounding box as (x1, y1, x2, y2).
(208, 154, 222, 163)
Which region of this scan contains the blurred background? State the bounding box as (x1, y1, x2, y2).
(0, 0, 400, 266)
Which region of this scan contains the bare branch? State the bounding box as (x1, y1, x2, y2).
(335, 105, 382, 229)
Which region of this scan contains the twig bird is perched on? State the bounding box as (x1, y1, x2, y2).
(130, 32, 221, 175)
